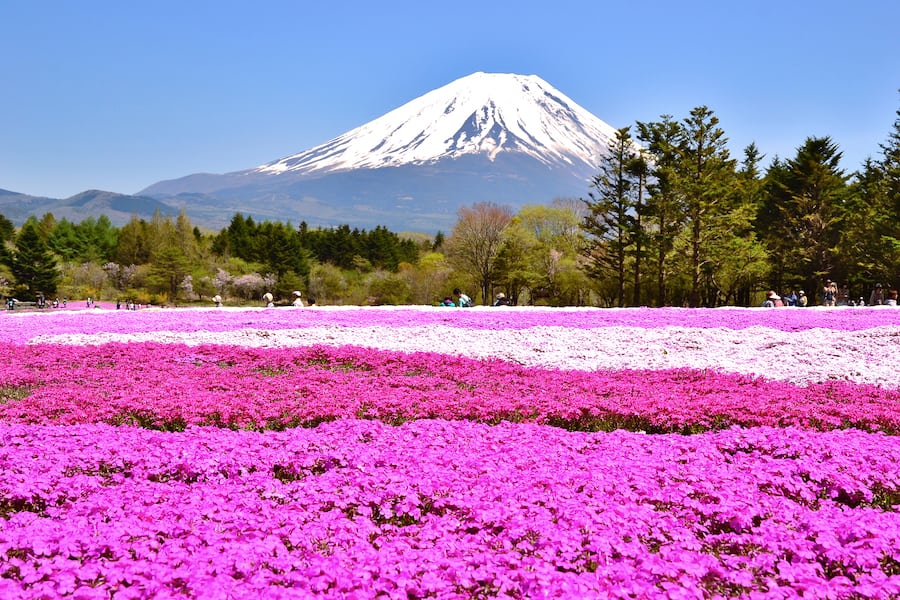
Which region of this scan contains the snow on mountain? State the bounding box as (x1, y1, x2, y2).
(252, 72, 618, 177)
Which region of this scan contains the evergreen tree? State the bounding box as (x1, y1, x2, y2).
(731, 143, 769, 305)
(0, 214, 15, 243)
(116, 216, 151, 265)
(676, 106, 738, 306)
(217, 213, 254, 260)
(627, 152, 650, 306)
(879, 91, 900, 219)
(637, 115, 684, 306)
(48, 219, 85, 262)
(843, 159, 891, 288)
(764, 137, 849, 295)
(582, 127, 641, 307)
(871, 92, 900, 285)
(82, 215, 120, 262)
(12, 221, 59, 299)
(255, 221, 310, 278)
(145, 210, 196, 303)
(147, 244, 191, 303)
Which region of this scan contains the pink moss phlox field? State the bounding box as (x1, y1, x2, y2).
(2, 421, 900, 600)
(3, 342, 900, 433)
(3, 305, 900, 345)
(2, 306, 900, 599)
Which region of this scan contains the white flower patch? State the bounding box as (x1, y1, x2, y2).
(30, 324, 900, 387)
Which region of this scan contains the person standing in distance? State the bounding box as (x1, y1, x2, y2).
(869, 283, 885, 306)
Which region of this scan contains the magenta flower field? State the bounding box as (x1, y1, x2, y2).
(2, 306, 899, 599)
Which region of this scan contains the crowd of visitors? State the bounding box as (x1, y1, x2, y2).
(762, 280, 897, 307)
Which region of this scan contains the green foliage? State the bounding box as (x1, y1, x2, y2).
(297, 222, 417, 272)
(365, 271, 413, 305)
(307, 262, 349, 304)
(115, 216, 152, 265)
(400, 252, 451, 305)
(498, 203, 586, 305)
(759, 137, 849, 295)
(677, 106, 740, 307)
(447, 202, 514, 305)
(273, 270, 305, 300)
(0, 214, 16, 242)
(636, 115, 685, 306)
(12, 221, 59, 299)
(213, 214, 311, 280)
(48, 215, 119, 263)
(582, 127, 642, 307)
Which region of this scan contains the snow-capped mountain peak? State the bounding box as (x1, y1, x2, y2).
(253, 72, 618, 176)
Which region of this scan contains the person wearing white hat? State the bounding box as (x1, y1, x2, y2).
(291, 291, 304, 307)
(263, 292, 274, 307)
(762, 290, 783, 308)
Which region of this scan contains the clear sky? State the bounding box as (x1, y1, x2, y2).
(2, 0, 899, 199)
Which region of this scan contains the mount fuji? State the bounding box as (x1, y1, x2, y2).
(137, 72, 619, 232)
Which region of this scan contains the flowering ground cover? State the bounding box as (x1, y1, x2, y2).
(1, 305, 899, 598)
(3, 342, 900, 434)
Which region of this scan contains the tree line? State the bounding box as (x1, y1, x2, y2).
(0, 211, 437, 306)
(2, 97, 898, 308)
(579, 100, 899, 307)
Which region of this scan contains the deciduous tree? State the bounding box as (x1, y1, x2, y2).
(447, 202, 513, 304)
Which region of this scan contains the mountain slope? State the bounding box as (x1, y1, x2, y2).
(141, 73, 620, 232)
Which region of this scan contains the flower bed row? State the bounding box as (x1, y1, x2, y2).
(3, 342, 900, 434)
(24, 323, 900, 387)
(2, 421, 900, 599)
(3, 304, 900, 346)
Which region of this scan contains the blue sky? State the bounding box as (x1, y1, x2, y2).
(2, 0, 899, 199)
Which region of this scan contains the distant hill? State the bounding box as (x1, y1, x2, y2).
(0, 189, 177, 226)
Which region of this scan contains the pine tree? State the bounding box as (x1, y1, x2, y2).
(12, 221, 59, 299)
(637, 115, 684, 306)
(844, 159, 890, 288)
(116, 216, 151, 265)
(0, 214, 15, 271)
(0, 214, 15, 243)
(765, 137, 849, 295)
(582, 127, 641, 307)
(628, 153, 650, 306)
(676, 106, 738, 307)
(872, 92, 900, 285)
